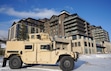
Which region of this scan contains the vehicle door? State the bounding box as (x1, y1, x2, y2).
(23, 43, 36, 63)
(37, 44, 52, 64)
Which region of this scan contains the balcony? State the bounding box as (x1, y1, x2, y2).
(65, 30, 85, 36)
(65, 26, 85, 33)
(64, 19, 85, 28)
(64, 23, 78, 29)
(64, 15, 77, 22)
(65, 27, 78, 32)
(76, 19, 85, 24)
(64, 19, 76, 25)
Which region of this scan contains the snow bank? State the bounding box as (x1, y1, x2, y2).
(95, 54, 111, 58)
(75, 54, 111, 71)
(79, 54, 111, 59)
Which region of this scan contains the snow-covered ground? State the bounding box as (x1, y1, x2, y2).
(75, 54, 111, 71)
(0, 54, 111, 71)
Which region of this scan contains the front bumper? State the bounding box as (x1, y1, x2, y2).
(2, 58, 7, 67)
(74, 52, 79, 61)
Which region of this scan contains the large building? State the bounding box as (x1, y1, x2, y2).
(8, 18, 44, 41)
(44, 10, 92, 38)
(91, 26, 110, 42)
(43, 10, 97, 54)
(8, 10, 111, 54)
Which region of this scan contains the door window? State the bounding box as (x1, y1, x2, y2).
(25, 45, 32, 49)
(40, 45, 50, 50)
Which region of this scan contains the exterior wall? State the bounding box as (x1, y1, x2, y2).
(67, 35, 97, 54)
(58, 13, 69, 36)
(44, 21, 50, 35)
(45, 11, 93, 38)
(8, 18, 44, 41)
(50, 15, 59, 37)
(95, 41, 111, 54)
(84, 22, 91, 37)
(49, 11, 70, 37)
(8, 23, 17, 40)
(102, 42, 111, 53)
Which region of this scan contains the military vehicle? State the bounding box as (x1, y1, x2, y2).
(2, 33, 79, 71)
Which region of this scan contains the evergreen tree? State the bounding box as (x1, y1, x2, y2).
(17, 24, 29, 40)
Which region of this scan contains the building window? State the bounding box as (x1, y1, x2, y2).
(75, 42, 77, 47)
(31, 27, 35, 33)
(78, 42, 81, 46)
(11, 27, 14, 39)
(36, 29, 38, 33)
(40, 29, 43, 32)
(31, 35, 34, 39)
(16, 24, 20, 38)
(79, 35, 81, 39)
(89, 42, 90, 47)
(92, 43, 94, 47)
(85, 48, 88, 54)
(25, 25, 28, 33)
(72, 43, 74, 47)
(55, 31, 58, 35)
(89, 49, 91, 54)
(72, 35, 77, 40)
(84, 42, 87, 46)
(84, 36, 87, 40)
(92, 49, 95, 53)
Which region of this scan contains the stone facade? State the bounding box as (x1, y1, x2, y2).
(67, 35, 97, 54)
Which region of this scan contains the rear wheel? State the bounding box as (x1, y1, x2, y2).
(60, 56, 74, 71)
(9, 56, 22, 69)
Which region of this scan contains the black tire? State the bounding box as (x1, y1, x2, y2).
(60, 56, 74, 71)
(9, 56, 22, 69)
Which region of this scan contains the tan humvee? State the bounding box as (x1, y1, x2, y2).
(2, 33, 79, 71)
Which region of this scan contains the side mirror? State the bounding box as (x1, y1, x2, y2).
(53, 48, 60, 50)
(56, 48, 60, 50)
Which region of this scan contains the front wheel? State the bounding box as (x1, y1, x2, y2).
(60, 56, 74, 71)
(9, 56, 22, 69)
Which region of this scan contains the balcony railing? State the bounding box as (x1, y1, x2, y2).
(64, 23, 78, 29)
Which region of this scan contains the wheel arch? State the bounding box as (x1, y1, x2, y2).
(57, 54, 71, 63)
(8, 54, 21, 60)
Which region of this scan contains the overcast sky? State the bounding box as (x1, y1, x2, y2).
(0, 0, 111, 41)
